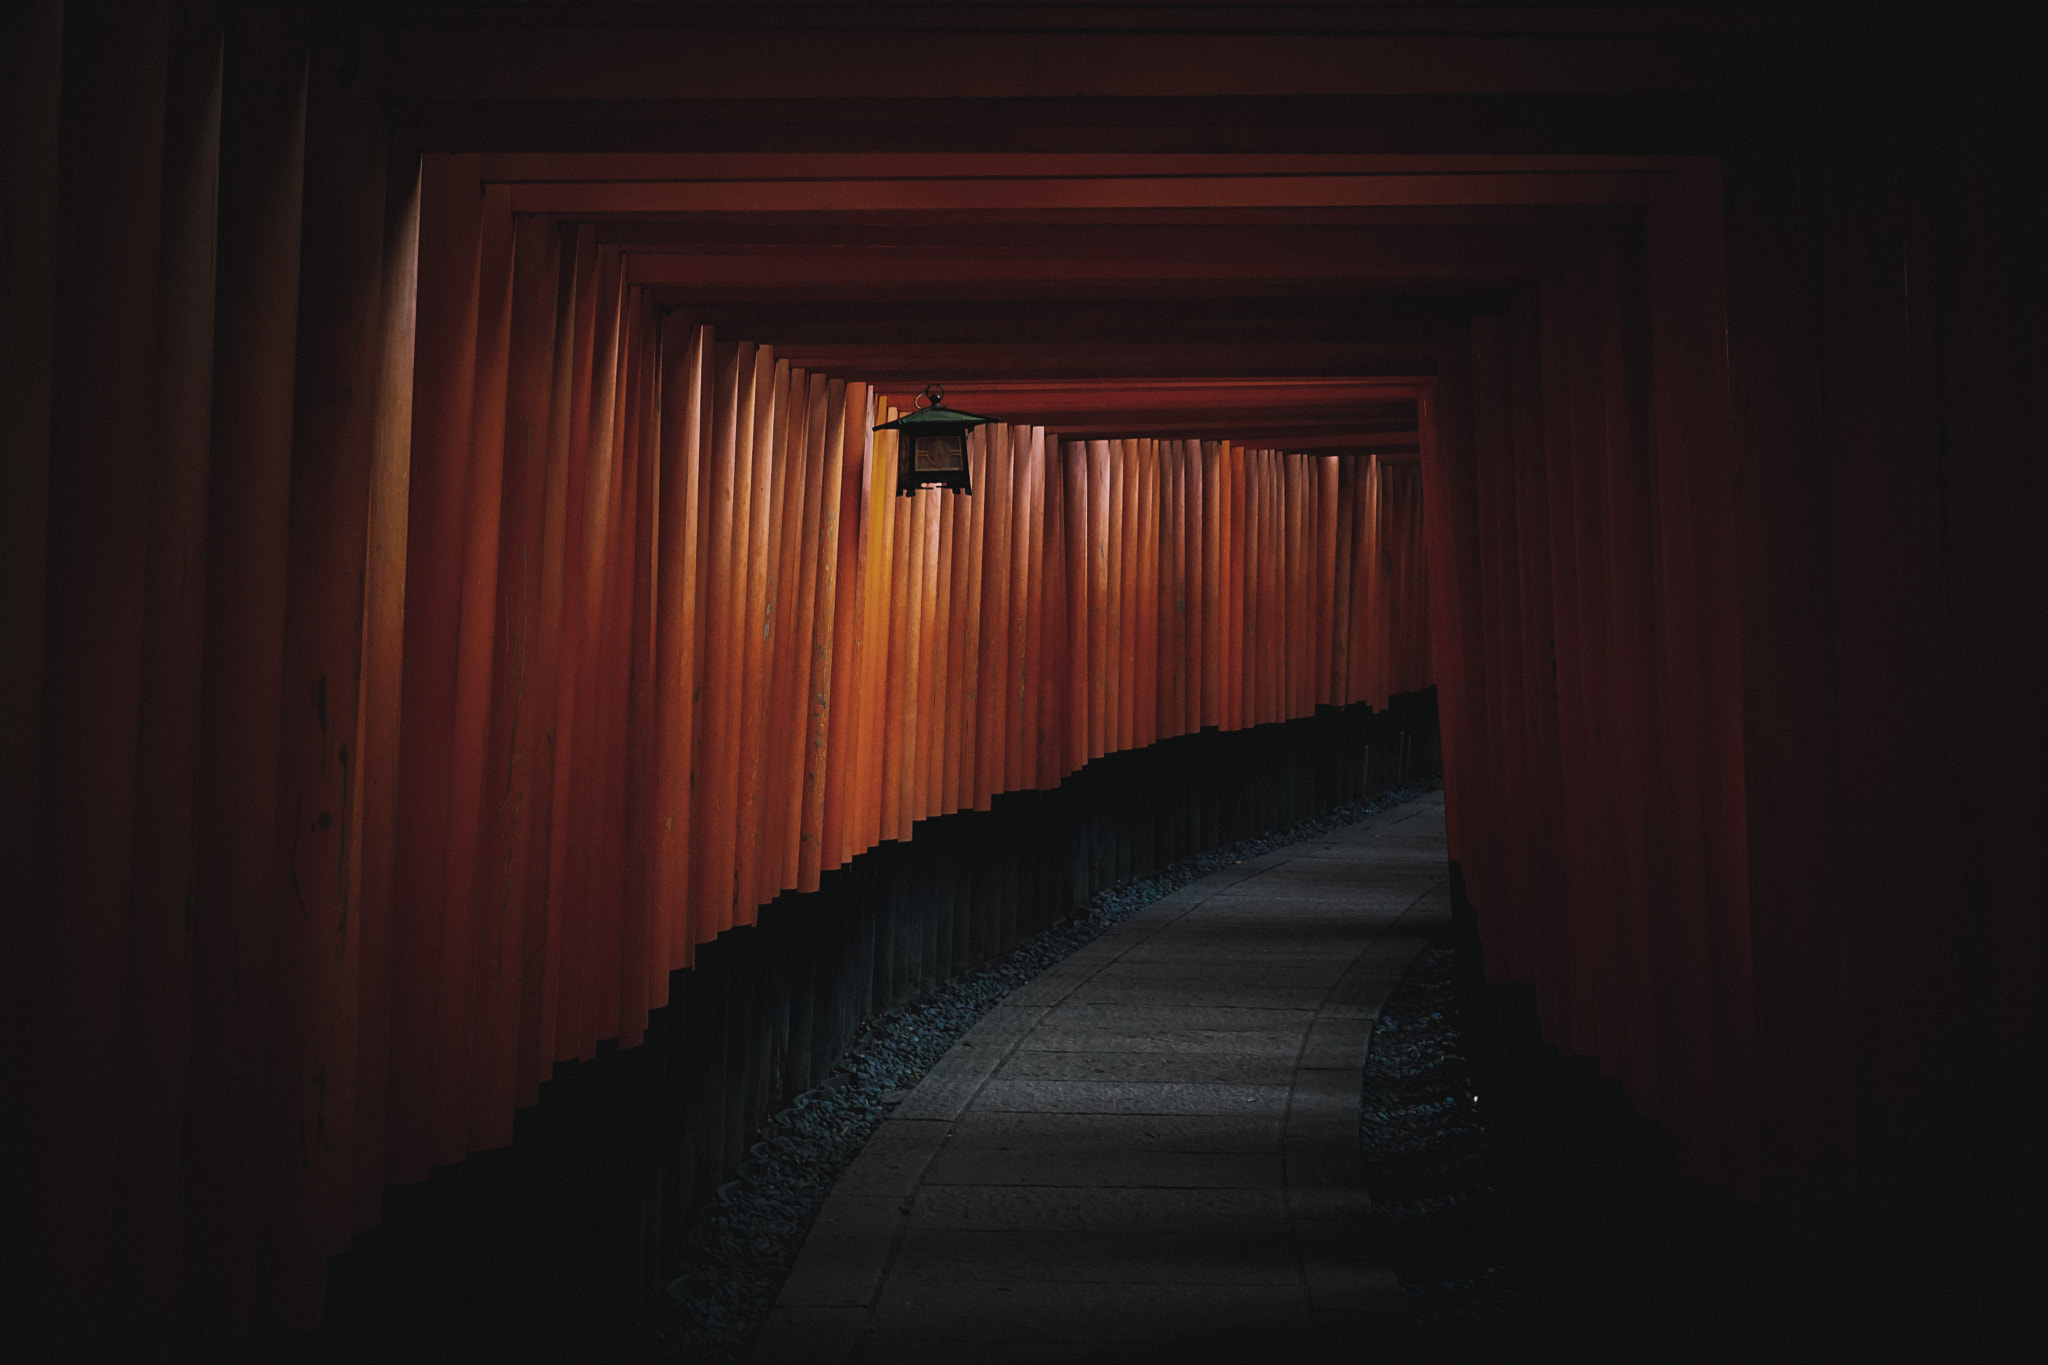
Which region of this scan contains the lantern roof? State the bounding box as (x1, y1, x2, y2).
(873, 385, 994, 433)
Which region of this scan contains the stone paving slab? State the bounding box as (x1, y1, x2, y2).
(775, 1194, 908, 1307)
(889, 1228, 1301, 1283)
(940, 1111, 1284, 1153)
(920, 1145, 1283, 1189)
(849, 1337, 1321, 1365)
(994, 1048, 1295, 1084)
(867, 1278, 1311, 1339)
(908, 1185, 1291, 1234)
(1037, 1002, 1315, 1032)
(1212, 859, 1438, 890)
(1014, 1025, 1303, 1057)
(1299, 1016, 1376, 1071)
(1118, 923, 1381, 954)
(852, 1342, 1130, 1365)
(970, 1078, 1291, 1118)
(1060, 979, 1332, 1010)
(756, 791, 1447, 1364)
(832, 1119, 953, 1199)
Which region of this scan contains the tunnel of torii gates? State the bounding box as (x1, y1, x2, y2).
(3, 4, 2043, 1359)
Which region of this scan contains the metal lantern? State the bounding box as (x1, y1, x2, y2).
(874, 384, 992, 496)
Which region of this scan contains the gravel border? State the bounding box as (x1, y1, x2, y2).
(1358, 934, 1513, 1330)
(655, 782, 1442, 1364)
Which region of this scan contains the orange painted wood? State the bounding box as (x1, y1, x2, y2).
(1270, 453, 1290, 723)
(769, 367, 816, 894)
(993, 434, 1018, 789)
(1347, 452, 1372, 703)
(977, 425, 1015, 804)
(1256, 450, 1275, 722)
(787, 372, 830, 888)
(1153, 439, 1175, 740)
(1244, 446, 1259, 727)
(894, 483, 924, 833)
(786, 368, 824, 876)
(1250, 451, 1267, 724)
(936, 487, 963, 815)
(1243, 451, 1262, 725)
(496, 207, 555, 1095)
(615, 300, 658, 1036)
(1173, 439, 1188, 736)
(1021, 430, 1051, 787)
(1135, 440, 1159, 750)
(1114, 439, 1138, 753)
(1063, 443, 1091, 774)
(1220, 446, 1236, 724)
(1361, 453, 1388, 707)
(904, 478, 927, 828)
(522, 216, 581, 1069)
(1086, 440, 1111, 759)
(570, 246, 627, 1064)
(1147, 440, 1166, 743)
(544, 224, 601, 1063)
(732, 351, 781, 919)
(387, 152, 484, 1179)
(1206, 441, 1226, 729)
(1330, 457, 1355, 702)
(855, 412, 894, 852)
(1124, 439, 1146, 750)
(941, 472, 972, 810)
(1294, 456, 1310, 716)
(1282, 453, 1297, 718)
(1286, 450, 1306, 717)
(1190, 438, 1206, 733)
(862, 410, 894, 843)
(960, 427, 990, 809)
(818, 382, 869, 872)
(838, 400, 878, 861)
(1011, 427, 1040, 789)
(537, 223, 599, 1067)
(1197, 441, 1220, 729)
(1315, 455, 1340, 706)
(906, 487, 935, 827)
(1259, 453, 1278, 724)
(909, 481, 937, 827)
(1004, 427, 1035, 790)
(590, 279, 644, 1046)
(653, 321, 708, 975)
(445, 186, 513, 1135)
(692, 342, 748, 940)
(757, 364, 800, 897)
(923, 488, 948, 817)
(1036, 433, 1070, 788)
(1160, 441, 1183, 738)
(879, 415, 913, 841)
(348, 164, 419, 1219)
(1223, 444, 1240, 730)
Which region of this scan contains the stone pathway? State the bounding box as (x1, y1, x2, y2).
(753, 791, 1450, 1364)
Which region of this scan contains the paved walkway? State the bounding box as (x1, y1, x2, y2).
(754, 791, 1450, 1364)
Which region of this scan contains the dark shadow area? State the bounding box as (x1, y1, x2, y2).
(1361, 878, 1935, 1365)
(249, 1041, 652, 1365)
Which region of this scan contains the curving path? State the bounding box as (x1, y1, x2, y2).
(753, 791, 1450, 1364)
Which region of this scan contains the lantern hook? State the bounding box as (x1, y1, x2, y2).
(915, 383, 945, 411)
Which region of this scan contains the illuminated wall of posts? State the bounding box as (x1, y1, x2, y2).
(639, 337, 1434, 980)
(375, 283, 1435, 1325)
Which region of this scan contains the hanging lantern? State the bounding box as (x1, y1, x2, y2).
(874, 384, 992, 496)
